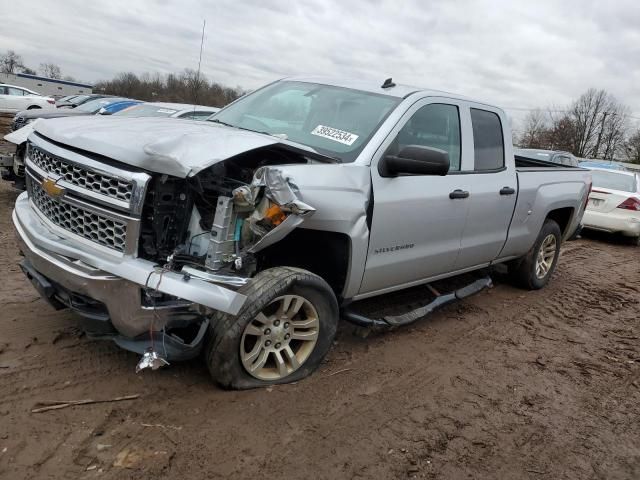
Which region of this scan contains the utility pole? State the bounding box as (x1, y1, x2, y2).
(593, 111, 609, 159)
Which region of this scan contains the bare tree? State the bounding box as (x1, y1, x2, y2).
(0, 50, 25, 73)
(624, 129, 640, 164)
(569, 89, 610, 158)
(519, 109, 548, 148)
(22, 67, 37, 75)
(599, 107, 629, 160)
(548, 115, 576, 152)
(39, 63, 62, 79)
(568, 89, 629, 159)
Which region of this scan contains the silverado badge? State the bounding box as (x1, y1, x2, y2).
(41, 178, 65, 198)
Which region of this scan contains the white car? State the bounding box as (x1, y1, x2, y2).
(0, 84, 55, 113)
(113, 102, 219, 120)
(583, 167, 640, 245)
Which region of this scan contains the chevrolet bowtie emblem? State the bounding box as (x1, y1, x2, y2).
(41, 178, 65, 198)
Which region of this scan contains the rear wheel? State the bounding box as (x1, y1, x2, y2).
(26, 105, 41, 110)
(510, 219, 562, 290)
(205, 267, 338, 389)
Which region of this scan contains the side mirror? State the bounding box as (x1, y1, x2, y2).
(379, 145, 450, 177)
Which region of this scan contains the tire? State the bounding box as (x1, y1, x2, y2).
(510, 219, 562, 290)
(205, 267, 339, 389)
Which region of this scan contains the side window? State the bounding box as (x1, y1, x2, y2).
(0, 86, 7, 95)
(470, 108, 504, 171)
(388, 103, 461, 171)
(7, 87, 24, 96)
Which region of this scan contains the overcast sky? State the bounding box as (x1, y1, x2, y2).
(2, 0, 639, 130)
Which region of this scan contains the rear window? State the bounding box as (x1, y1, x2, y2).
(470, 108, 504, 171)
(591, 170, 637, 192)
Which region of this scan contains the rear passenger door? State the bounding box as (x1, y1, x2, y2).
(452, 107, 518, 270)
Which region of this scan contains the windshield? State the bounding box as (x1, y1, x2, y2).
(212, 81, 401, 162)
(114, 104, 179, 117)
(590, 170, 637, 192)
(76, 97, 126, 113)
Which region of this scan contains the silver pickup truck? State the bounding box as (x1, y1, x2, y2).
(13, 77, 591, 388)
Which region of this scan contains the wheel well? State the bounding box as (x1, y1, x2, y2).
(546, 207, 574, 236)
(27, 105, 41, 110)
(255, 229, 350, 297)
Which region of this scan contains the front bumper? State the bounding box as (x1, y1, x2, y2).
(583, 209, 640, 237)
(13, 192, 247, 338)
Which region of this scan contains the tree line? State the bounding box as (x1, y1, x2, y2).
(93, 70, 244, 108)
(517, 88, 640, 164)
(1, 49, 243, 108)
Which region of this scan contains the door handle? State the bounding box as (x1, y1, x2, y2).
(500, 186, 516, 195)
(449, 189, 470, 199)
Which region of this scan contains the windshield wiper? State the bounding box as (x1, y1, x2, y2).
(209, 119, 272, 136)
(208, 119, 236, 128)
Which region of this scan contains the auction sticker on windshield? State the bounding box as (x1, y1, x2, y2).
(311, 125, 359, 146)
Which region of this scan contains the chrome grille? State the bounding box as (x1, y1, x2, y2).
(29, 144, 133, 202)
(29, 179, 127, 252)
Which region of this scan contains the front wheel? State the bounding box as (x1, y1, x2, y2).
(510, 219, 562, 290)
(205, 267, 339, 389)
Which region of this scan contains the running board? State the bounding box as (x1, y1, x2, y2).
(342, 276, 492, 329)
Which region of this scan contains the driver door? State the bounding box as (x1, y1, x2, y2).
(359, 99, 474, 295)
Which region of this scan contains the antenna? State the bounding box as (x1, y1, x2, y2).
(194, 19, 206, 114)
(381, 78, 396, 89)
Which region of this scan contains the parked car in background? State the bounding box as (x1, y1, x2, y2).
(579, 160, 627, 171)
(515, 148, 579, 167)
(0, 84, 55, 113)
(583, 168, 640, 245)
(2, 97, 140, 189)
(54, 95, 79, 107)
(11, 97, 134, 131)
(56, 94, 112, 109)
(114, 102, 219, 119)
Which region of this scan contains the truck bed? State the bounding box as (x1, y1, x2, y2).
(498, 163, 592, 260)
(515, 154, 587, 171)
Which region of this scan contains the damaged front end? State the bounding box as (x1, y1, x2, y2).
(14, 128, 320, 371)
(131, 160, 316, 370)
(140, 162, 315, 290)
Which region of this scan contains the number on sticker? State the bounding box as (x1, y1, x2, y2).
(311, 125, 359, 146)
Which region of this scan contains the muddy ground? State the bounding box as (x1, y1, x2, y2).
(0, 115, 638, 479)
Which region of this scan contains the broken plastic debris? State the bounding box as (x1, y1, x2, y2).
(246, 167, 315, 215)
(135, 348, 169, 373)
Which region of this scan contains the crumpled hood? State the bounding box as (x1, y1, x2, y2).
(32, 116, 284, 178)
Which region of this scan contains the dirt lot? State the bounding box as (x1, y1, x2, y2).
(0, 117, 639, 479)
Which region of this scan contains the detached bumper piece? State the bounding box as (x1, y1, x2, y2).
(343, 276, 493, 329)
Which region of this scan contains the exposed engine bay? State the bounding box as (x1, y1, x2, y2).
(138, 147, 316, 284)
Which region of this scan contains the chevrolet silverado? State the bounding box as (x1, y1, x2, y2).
(13, 77, 592, 388)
